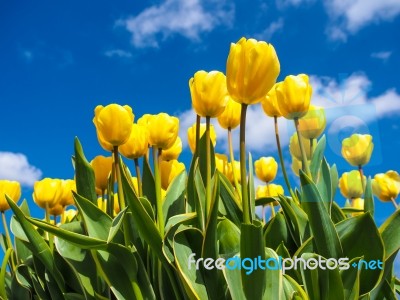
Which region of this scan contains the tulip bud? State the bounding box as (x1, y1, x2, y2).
(217, 98, 242, 130)
(96, 131, 114, 152)
(119, 124, 149, 159)
(161, 137, 182, 161)
(291, 156, 302, 177)
(254, 157, 278, 183)
(90, 156, 113, 194)
(160, 160, 186, 190)
(298, 105, 326, 139)
(289, 133, 312, 161)
(137, 114, 152, 127)
(59, 179, 76, 207)
(351, 198, 364, 216)
(93, 104, 134, 147)
(0, 180, 21, 212)
(256, 184, 284, 206)
(276, 74, 312, 120)
(226, 37, 280, 104)
(48, 204, 64, 216)
(189, 70, 228, 118)
(261, 83, 282, 117)
(215, 153, 229, 177)
(372, 171, 400, 202)
(147, 113, 179, 150)
(187, 123, 217, 153)
(227, 160, 241, 185)
(341, 134, 373, 166)
(338, 170, 366, 199)
(33, 178, 63, 209)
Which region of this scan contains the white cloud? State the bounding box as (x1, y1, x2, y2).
(0, 152, 42, 187)
(371, 51, 392, 62)
(118, 0, 234, 48)
(276, 0, 315, 9)
(104, 49, 133, 58)
(324, 0, 400, 40)
(256, 18, 284, 41)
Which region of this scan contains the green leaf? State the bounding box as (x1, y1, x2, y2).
(300, 171, 343, 259)
(331, 202, 346, 224)
(194, 164, 206, 231)
(282, 274, 309, 300)
(163, 171, 187, 224)
(107, 207, 128, 243)
(276, 195, 302, 247)
(198, 133, 216, 185)
(217, 218, 240, 258)
(0, 247, 13, 299)
(223, 254, 246, 300)
(262, 248, 284, 300)
(364, 177, 374, 216)
(341, 257, 362, 300)
(264, 212, 297, 255)
(219, 172, 243, 227)
(310, 135, 326, 181)
(379, 208, 400, 259)
(142, 156, 157, 208)
(74, 137, 97, 203)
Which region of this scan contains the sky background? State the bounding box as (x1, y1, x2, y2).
(1, 0, 399, 272)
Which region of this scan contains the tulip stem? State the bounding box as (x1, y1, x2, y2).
(267, 183, 275, 219)
(195, 114, 201, 157)
(390, 197, 398, 209)
(228, 128, 241, 200)
(310, 138, 314, 158)
(205, 116, 212, 221)
(134, 158, 143, 197)
(262, 206, 266, 223)
(240, 104, 251, 224)
(294, 118, 311, 177)
(274, 116, 297, 201)
(1, 212, 16, 271)
(153, 147, 164, 237)
(358, 165, 366, 194)
(45, 203, 54, 252)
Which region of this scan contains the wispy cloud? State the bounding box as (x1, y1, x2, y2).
(256, 18, 284, 41)
(118, 0, 234, 48)
(371, 51, 392, 62)
(0, 152, 42, 187)
(104, 49, 133, 58)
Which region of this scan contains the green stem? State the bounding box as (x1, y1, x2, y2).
(294, 118, 311, 177)
(310, 138, 314, 158)
(358, 165, 366, 195)
(108, 156, 116, 217)
(195, 114, 201, 157)
(1, 212, 15, 272)
(0, 247, 13, 298)
(205, 116, 212, 221)
(228, 128, 241, 199)
(45, 203, 54, 252)
(134, 158, 143, 197)
(390, 197, 399, 210)
(262, 206, 266, 223)
(153, 147, 164, 237)
(240, 104, 251, 224)
(267, 183, 275, 219)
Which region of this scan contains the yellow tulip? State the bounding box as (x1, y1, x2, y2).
(217, 98, 242, 130)
(372, 171, 400, 202)
(189, 70, 229, 118)
(226, 37, 280, 104)
(33, 178, 63, 209)
(64, 209, 77, 222)
(48, 204, 64, 216)
(114, 194, 120, 214)
(137, 114, 152, 127)
(256, 184, 284, 206)
(119, 124, 149, 159)
(59, 179, 76, 207)
(147, 113, 179, 150)
(131, 177, 139, 194)
(338, 171, 366, 199)
(97, 197, 107, 212)
(227, 160, 241, 185)
(161, 137, 182, 161)
(276, 74, 312, 120)
(215, 153, 229, 177)
(93, 104, 134, 147)
(291, 156, 302, 177)
(187, 123, 217, 153)
(289, 133, 312, 161)
(90, 155, 113, 194)
(341, 134, 374, 167)
(160, 160, 186, 190)
(298, 105, 326, 139)
(261, 82, 282, 117)
(351, 198, 364, 216)
(0, 180, 21, 212)
(254, 157, 278, 183)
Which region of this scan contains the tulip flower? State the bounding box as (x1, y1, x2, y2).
(93, 104, 134, 147)
(291, 156, 302, 177)
(261, 83, 282, 118)
(351, 198, 364, 216)
(226, 37, 280, 105)
(90, 155, 113, 195)
(189, 70, 228, 118)
(119, 124, 149, 160)
(256, 184, 284, 199)
(254, 157, 278, 183)
(147, 113, 179, 150)
(217, 98, 241, 130)
(342, 134, 374, 167)
(372, 171, 400, 208)
(0, 180, 21, 212)
(137, 114, 152, 127)
(96, 131, 114, 152)
(339, 171, 366, 199)
(48, 204, 64, 216)
(59, 179, 76, 207)
(227, 160, 241, 185)
(289, 133, 312, 161)
(33, 178, 63, 209)
(161, 136, 182, 161)
(187, 123, 216, 153)
(160, 160, 186, 190)
(215, 153, 229, 177)
(298, 105, 326, 140)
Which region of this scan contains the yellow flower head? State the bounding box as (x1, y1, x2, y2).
(291, 156, 303, 177)
(0, 180, 21, 212)
(33, 178, 63, 209)
(90, 155, 113, 194)
(256, 184, 284, 206)
(261, 82, 282, 117)
(217, 97, 242, 130)
(226, 37, 280, 105)
(276, 74, 312, 120)
(289, 132, 312, 161)
(147, 113, 179, 150)
(227, 160, 241, 185)
(254, 157, 278, 183)
(298, 105, 326, 139)
(119, 124, 149, 159)
(93, 104, 134, 147)
(187, 123, 217, 153)
(341, 134, 373, 166)
(351, 198, 364, 216)
(161, 136, 182, 161)
(189, 70, 229, 118)
(215, 153, 229, 177)
(372, 171, 400, 202)
(160, 160, 186, 190)
(59, 179, 76, 207)
(48, 204, 64, 216)
(338, 170, 366, 199)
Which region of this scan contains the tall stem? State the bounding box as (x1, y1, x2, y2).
(358, 165, 366, 195)
(153, 147, 164, 237)
(1, 212, 15, 271)
(134, 158, 143, 197)
(205, 116, 212, 221)
(195, 115, 201, 157)
(294, 118, 311, 177)
(240, 104, 250, 224)
(228, 128, 241, 199)
(310, 138, 314, 158)
(390, 197, 399, 209)
(45, 203, 54, 252)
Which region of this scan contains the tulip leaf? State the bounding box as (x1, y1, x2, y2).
(107, 207, 128, 243)
(186, 156, 197, 214)
(331, 202, 346, 224)
(282, 274, 308, 300)
(217, 218, 240, 258)
(222, 253, 246, 300)
(364, 177, 374, 217)
(74, 138, 97, 204)
(163, 171, 187, 224)
(0, 247, 13, 299)
(142, 156, 157, 209)
(310, 135, 326, 181)
(264, 212, 297, 256)
(341, 256, 362, 300)
(261, 248, 284, 300)
(277, 195, 302, 246)
(198, 133, 216, 185)
(379, 208, 400, 259)
(194, 164, 206, 231)
(219, 171, 243, 227)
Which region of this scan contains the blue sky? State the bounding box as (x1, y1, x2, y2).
(1, 0, 400, 267)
